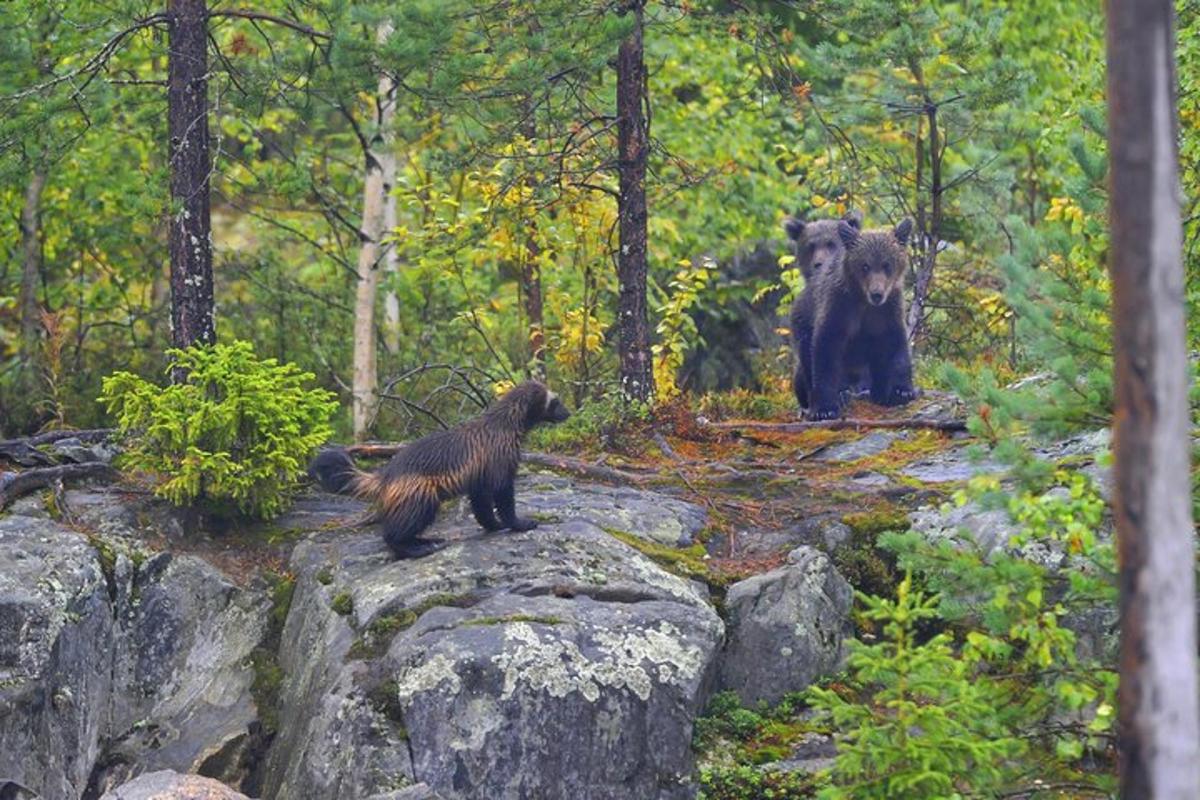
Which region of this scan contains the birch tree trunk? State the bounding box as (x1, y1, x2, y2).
(1106, 1, 1200, 796)
(382, 151, 401, 356)
(615, 0, 654, 403)
(351, 25, 397, 439)
(166, 0, 215, 356)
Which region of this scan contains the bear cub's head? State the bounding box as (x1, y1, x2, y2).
(783, 209, 862, 279)
(838, 218, 913, 307)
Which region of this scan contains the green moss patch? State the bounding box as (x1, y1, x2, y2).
(346, 592, 478, 661)
(248, 569, 296, 735)
(330, 591, 354, 616)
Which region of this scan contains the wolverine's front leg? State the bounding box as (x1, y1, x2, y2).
(495, 481, 537, 532)
(468, 489, 503, 532)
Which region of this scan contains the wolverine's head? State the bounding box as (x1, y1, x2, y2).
(839, 218, 913, 307)
(492, 380, 571, 431)
(783, 209, 862, 278)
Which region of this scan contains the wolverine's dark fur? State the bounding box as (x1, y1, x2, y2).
(310, 381, 570, 559)
(791, 219, 916, 419)
(783, 209, 863, 281)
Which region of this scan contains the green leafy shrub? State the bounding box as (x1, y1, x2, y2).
(527, 391, 651, 453)
(808, 575, 1025, 799)
(100, 340, 337, 518)
(699, 764, 814, 800)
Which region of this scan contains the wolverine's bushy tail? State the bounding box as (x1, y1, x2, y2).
(309, 448, 377, 495)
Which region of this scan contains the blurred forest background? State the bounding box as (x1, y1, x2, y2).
(1, 0, 1198, 439)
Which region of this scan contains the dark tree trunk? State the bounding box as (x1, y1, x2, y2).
(1106, 1, 1200, 796)
(18, 167, 48, 363)
(522, 224, 546, 380)
(906, 98, 941, 344)
(167, 0, 215, 358)
(521, 104, 546, 380)
(615, 0, 654, 402)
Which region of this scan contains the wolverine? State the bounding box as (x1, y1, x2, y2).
(310, 381, 571, 559)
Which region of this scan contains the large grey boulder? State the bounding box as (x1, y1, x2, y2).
(99, 770, 250, 799)
(716, 546, 853, 706)
(261, 485, 724, 800)
(455, 474, 709, 547)
(0, 492, 270, 799)
(0, 512, 114, 800)
(96, 552, 270, 792)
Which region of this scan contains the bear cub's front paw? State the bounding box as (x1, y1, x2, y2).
(507, 517, 538, 532)
(806, 405, 842, 421)
(885, 386, 919, 406)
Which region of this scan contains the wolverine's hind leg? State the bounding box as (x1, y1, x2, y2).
(469, 489, 503, 532)
(380, 495, 442, 559)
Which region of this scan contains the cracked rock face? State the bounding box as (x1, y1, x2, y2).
(262, 502, 723, 800)
(0, 493, 269, 800)
(716, 546, 853, 706)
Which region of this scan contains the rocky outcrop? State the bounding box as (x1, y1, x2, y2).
(0, 493, 268, 799)
(716, 547, 852, 706)
(261, 482, 724, 800)
(99, 770, 249, 800)
(0, 510, 114, 800)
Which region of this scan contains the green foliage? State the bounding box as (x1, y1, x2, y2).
(815, 471, 1118, 798)
(527, 392, 651, 453)
(330, 592, 354, 617)
(808, 575, 1025, 799)
(699, 765, 814, 800)
(99, 341, 337, 518)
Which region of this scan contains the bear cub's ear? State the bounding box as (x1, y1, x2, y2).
(842, 209, 863, 230)
(783, 216, 805, 242)
(893, 218, 914, 246)
(837, 219, 860, 248)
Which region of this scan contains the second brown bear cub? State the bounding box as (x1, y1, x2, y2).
(791, 218, 917, 420)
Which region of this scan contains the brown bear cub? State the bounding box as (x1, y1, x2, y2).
(309, 381, 571, 559)
(791, 218, 917, 419)
(783, 208, 863, 281)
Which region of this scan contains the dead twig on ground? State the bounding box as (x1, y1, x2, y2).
(0, 463, 117, 510)
(702, 417, 968, 434)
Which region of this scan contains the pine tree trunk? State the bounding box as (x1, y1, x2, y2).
(522, 225, 546, 380)
(1106, 1, 1200, 796)
(521, 103, 545, 380)
(167, 0, 215, 358)
(351, 27, 397, 440)
(18, 167, 47, 363)
(615, 0, 654, 403)
(906, 99, 941, 344)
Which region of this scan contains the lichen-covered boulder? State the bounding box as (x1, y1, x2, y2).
(99, 770, 250, 799)
(97, 552, 270, 792)
(0, 511, 114, 800)
(451, 474, 709, 547)
(261, 485, 723, 800)
(716, 546, 852, 706)
(0, 491, 270, 799)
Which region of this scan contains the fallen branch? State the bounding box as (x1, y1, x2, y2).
(701, 417, 968, 434)
(0, 463, 117, 510)
(0, 429, 116, 466)
(523, 453, 654, 485)
(342, 443, 656, 485)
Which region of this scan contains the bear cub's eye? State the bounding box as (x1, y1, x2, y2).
(881, 262, 891, 274)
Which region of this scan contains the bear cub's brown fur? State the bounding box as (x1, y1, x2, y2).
(791, 218, 917, 419)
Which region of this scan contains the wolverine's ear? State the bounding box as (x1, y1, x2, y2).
(837, 219, 860, 248)
(842, 209, 863, 230)
(783, 216, 805, 242)
(893, 218, 914, 246)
